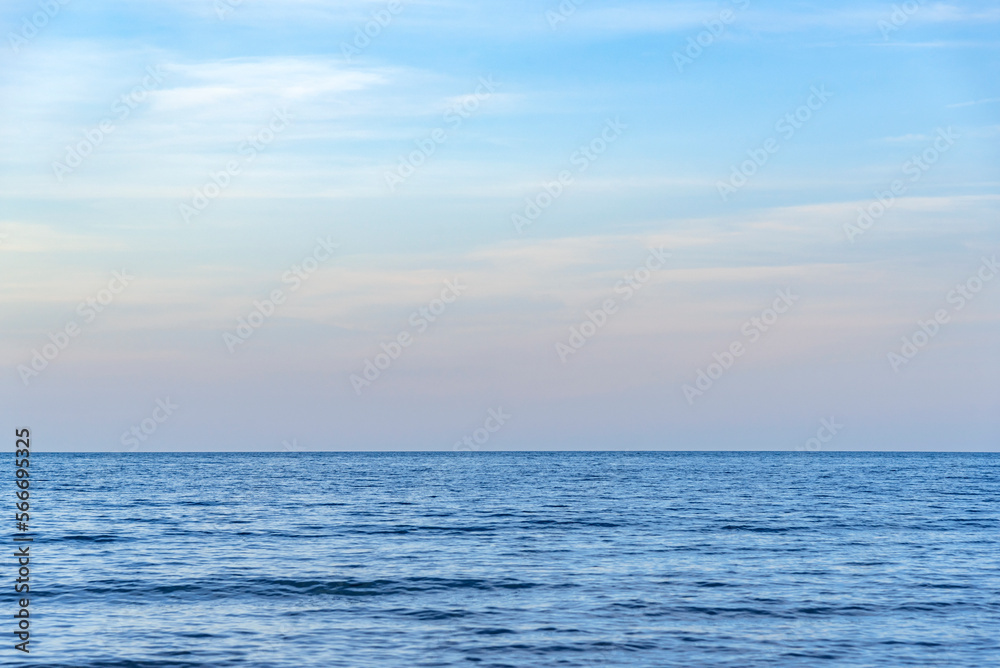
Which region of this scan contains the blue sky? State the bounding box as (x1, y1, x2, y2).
(1, 0, 998, 451)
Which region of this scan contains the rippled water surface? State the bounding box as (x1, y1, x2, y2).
(27, 452, 1000, 666)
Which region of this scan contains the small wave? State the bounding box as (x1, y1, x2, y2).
(796, 604, 877, 616)
(67, 575, 548, 600)
(719, 524, 798, 533)
(394, 608, 470, 621)
(54, 534, 119, 543)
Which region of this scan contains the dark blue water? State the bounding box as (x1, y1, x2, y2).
(20, 452, 1000, 666)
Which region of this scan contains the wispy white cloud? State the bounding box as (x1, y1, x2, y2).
(947, 96, 1000, 108)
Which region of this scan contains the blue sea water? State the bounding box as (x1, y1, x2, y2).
(20, 452, 1000, 667)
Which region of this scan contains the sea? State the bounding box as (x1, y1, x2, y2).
(21, 451, 1000, 667)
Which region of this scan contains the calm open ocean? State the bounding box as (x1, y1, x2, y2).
(23, 452, 1000, 666)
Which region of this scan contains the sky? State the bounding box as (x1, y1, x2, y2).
(1, 0, 998, 451)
